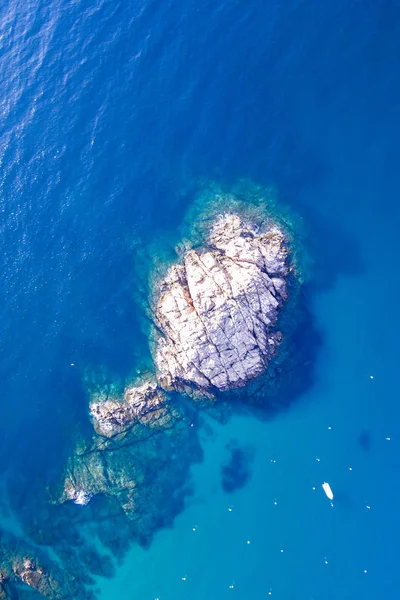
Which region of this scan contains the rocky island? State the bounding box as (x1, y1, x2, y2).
(57, 211, 294, 526)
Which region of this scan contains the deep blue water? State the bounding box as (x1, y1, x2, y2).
(1, 0, 400, 598)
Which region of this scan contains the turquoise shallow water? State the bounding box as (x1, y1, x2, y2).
(1, 0, 400, 598)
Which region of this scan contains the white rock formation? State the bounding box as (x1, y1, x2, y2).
(154, 213, 290, 393)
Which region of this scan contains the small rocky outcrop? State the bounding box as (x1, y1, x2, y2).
(89, 378, 171, 439)
(154, 213, 290, 393)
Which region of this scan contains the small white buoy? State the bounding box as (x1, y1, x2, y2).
(386, 437, 391, 441)
(322, 482, 334, 500)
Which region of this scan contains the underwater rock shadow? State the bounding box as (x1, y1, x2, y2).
(221, 439, 256, 494)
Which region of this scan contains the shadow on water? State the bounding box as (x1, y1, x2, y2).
(357, 430, 372, 452)
(330, 489, 355, 510)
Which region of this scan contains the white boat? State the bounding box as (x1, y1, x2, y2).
(322, 482, 334, 500)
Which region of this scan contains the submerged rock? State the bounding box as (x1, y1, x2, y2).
(59, 418, 202, 537)
(58, 378, 202, 534)
(154, 213, 291, 394)
(221, 439, 255, 493)
(0, 529, 91, 599)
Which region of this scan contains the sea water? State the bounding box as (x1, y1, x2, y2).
(1, 0, 400, 599)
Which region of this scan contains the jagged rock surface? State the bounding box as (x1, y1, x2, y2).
(89, 379, 171, 439)
(154, 213, 290, 393)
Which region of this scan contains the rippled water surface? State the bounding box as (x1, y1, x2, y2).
(1, 0, 400, 598)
